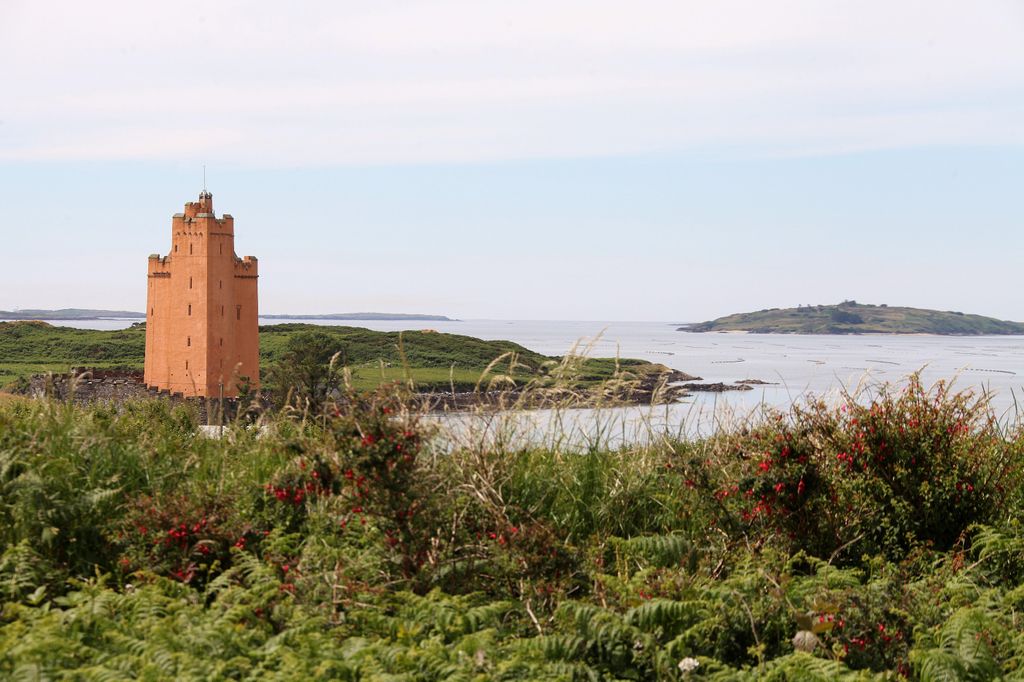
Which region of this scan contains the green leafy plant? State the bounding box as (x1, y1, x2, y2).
(2, 375, 1024, 678)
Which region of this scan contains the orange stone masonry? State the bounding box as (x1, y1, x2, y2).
(144, 191, 259, 397)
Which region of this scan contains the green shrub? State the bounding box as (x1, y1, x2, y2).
(808, 376, 1017, 559)
(2, 376, 1024, 678)
(673, 375, 1020, 563)
(114, 491, 250, 588)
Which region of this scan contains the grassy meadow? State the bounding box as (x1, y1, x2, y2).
(2, 375, 1024, 679)
(0, 321, 145, 387)
(0, 321, 660, 393)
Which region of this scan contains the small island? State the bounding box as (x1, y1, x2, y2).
(680, 301, 1024, 335)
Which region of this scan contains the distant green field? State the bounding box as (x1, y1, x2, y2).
(685, 301, 1024, 335)
(0, 322, 145, 388)
(0, 321, 660, 391)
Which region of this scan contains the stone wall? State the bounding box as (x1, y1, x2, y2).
(23, 369, 259, 424)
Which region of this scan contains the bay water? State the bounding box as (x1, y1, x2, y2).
(9, 317, 1022, 442)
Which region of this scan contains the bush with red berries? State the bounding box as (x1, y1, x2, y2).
(114, 492, 252, 588)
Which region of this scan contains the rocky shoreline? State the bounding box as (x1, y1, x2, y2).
(15, 367, 772, 418)
(411, 371, 771, 411)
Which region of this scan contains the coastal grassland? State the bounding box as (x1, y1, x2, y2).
(2, 376, 1024, 678)
(0, 321, 664, 392)
(0, 321, 144, 387)
(687, 300, 1024, 335)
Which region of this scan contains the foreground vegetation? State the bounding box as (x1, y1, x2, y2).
(0, 321, 662, 392)
(684, 300, 1024, 335)
(2, 376, 1024, 679)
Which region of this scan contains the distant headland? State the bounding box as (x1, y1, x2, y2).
(680, 301, 1024, 335)
(261, 313, 456, 321)
(0, 309, 455, 322)
(0, 309, 145, 321)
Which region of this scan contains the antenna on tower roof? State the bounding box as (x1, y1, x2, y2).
(203, 164, 207, 192)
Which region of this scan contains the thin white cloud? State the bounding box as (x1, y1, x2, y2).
(1, 0, 1022, 165)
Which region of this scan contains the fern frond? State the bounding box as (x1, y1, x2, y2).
(625, 598, 706, 634)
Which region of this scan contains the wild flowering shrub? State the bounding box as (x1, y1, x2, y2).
(807, 376, 1017, 558)
(782, 554, 915, 675)
(730, 425, 822, 540)
(115, 492, 252, 587)
(327, 392, 431, 580)
(678, 376, 1019, 563)
(0, 400, 199, 582)
(259, 452, 338, 533)
(676, 419, 839, 557)
(474, 517, 580, 607)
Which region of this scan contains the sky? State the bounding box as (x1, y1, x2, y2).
(0, 0, 1021, 321)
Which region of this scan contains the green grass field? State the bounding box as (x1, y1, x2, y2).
(0, 321, 663, 392)
(0, 321, 145, 389)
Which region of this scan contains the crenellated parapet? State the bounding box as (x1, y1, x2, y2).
(234, 255, 259, 279)
(183, 190, 214, 218)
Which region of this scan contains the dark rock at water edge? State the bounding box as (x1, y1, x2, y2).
(680, 382, 754, 392)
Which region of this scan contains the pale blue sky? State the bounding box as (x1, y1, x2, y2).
(1, 1, 1022, 321)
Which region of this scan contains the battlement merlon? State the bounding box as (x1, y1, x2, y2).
(234, 255, 259, 276)
(148, 253, 172, 271)
(183, 190, 214, 218)
(172, 212, 233, 231)
(172, 207, 234, 239)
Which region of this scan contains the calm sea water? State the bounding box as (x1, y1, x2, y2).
(255, 319, 1024, 412)
(8, 317, 1024, 432)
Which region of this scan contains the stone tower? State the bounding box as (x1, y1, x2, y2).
(144, 191, 259, 397)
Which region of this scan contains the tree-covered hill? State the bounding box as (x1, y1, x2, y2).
(682, 301, 1024, 335)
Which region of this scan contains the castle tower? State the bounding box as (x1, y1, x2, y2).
(144, 191, 259, 397)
